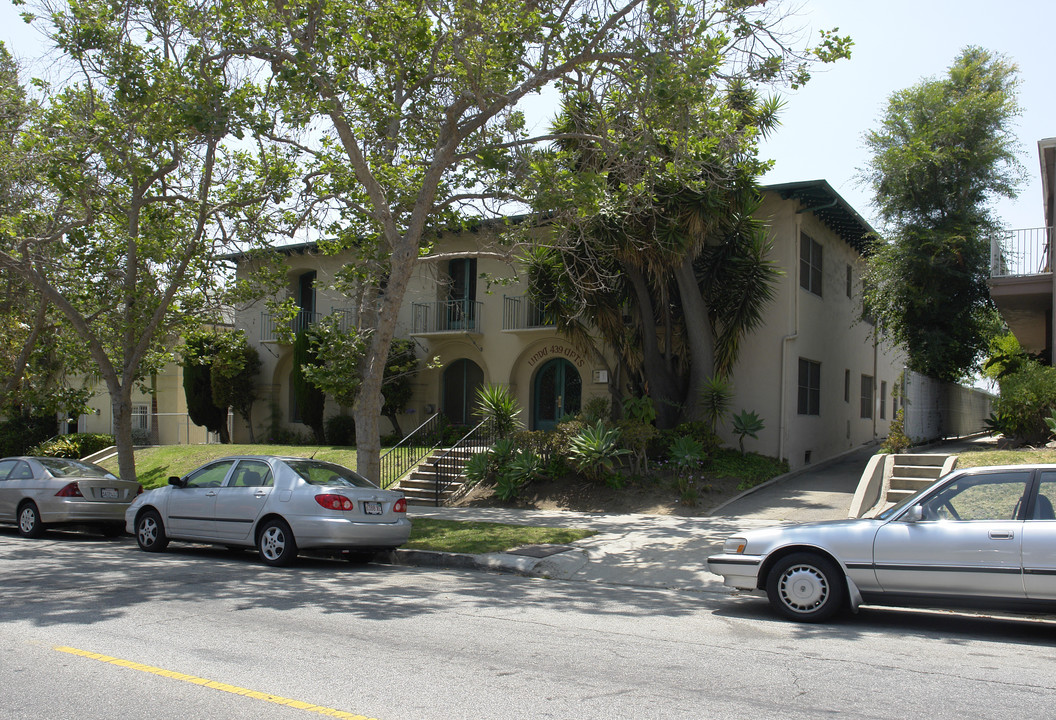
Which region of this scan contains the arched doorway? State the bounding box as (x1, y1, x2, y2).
(533, 359, 581, 431)
(442, 359, 484, 426)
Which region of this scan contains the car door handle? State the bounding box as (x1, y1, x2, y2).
(253, 491, 267, 498)
(205, 491, 217, 497)
(989, 530, 1014, 539)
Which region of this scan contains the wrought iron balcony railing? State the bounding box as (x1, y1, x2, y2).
(260, 308, 356, 342)
(991, 227, 1054, 278)
(502, 295, 555, 330)
(411, 299, 483, 334)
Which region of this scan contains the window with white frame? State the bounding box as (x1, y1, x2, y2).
(798, 358, 821, 416)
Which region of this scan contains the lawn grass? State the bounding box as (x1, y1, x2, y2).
(954, 447, 1056, 469)
(99, 445, 361, 488)
(405, 518, 596, 554)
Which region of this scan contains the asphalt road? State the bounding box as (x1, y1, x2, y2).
(3, 528, 1056, 720)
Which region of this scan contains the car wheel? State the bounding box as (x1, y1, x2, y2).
(765, 552, 845, 622)
(136, 510, 169, 552)
(257, 519, 297, 567)
(17, 502, 45, 538)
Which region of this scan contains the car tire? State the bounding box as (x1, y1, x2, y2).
(257, 519, 297, 567)
(765, 552, 845, 622)
(136, 510, 169, 553)
(17, 502, 45, 538)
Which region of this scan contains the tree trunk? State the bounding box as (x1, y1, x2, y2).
(111, 392, 138, 483)
(624, 264, 682, 429)
(673, 256, 715, 423)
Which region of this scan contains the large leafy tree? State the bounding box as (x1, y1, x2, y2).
(222, 0, 850, 480)
(862, 46, 1024, 382)
(0, 0, 293, 481)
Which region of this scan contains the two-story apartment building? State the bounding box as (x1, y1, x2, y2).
(232, 180, 903, 471)
(989, 137, 1056, 363)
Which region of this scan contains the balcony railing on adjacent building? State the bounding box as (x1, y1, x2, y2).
(411, 299, 483, 334)
(260, 308, 356, 342)
(502, 295, 555, 330)
(991, 227, 1054, 278)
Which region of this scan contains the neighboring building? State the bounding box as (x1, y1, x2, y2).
(232, 180, 905, 470)
(75, 360, 225, 445)
(989, 137, 1056, 364)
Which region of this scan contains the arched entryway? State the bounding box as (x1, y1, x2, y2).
(442, 359, 484, 426)
(532, 358, 581, 430)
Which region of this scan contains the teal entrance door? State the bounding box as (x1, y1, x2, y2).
(533, 359, 581, 431)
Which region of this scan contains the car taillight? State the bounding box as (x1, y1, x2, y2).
(136, 485, 144, 495)
(393, 497, 407, 513)
(315, 494, 355, 511)
(55, 482, 83, 498)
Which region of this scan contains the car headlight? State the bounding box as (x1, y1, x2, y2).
(723, 537, 748, 554)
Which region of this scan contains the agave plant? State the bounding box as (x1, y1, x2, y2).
(731, 410, 765, 455)
(567, 421, 628, 485)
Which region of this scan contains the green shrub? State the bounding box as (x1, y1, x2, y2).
(494, 471, 524, 501)
(616, 419, 657, 474)
(567, 420, 628, 486)
(508, 450, 545, 485)
(325, 415, 357, 446)
(731, 410, 765, 455)
(994, 359, 1056, 445)
(461, 452, 491, 487)
(881, 408, 913, 453)
(581, 396, 611, 423)
(29, 433, 115, 459)
(0, 415, 56, 456)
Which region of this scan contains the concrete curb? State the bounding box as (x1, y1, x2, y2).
(383, 548, 546, 576)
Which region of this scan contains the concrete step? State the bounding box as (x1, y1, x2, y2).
(889, 475, 937, 491)
(892, 464, 944, 479)
(885, 488, 919, 503)
(892, 454, 952, 466)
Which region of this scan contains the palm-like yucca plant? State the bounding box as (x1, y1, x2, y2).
(700, 376, 733, 434)
(476, 384, 522, 439)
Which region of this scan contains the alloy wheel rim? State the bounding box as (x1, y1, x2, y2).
(261, 527, 285, 560)
(139, 518, 157, 546)
(19, 508, 35, 533)
(778, 564, 828, 613)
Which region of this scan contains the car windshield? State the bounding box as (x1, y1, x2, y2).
(286, 460, 377, 488)
(876, 480, 942, 521)
(37, 457, 118, 479)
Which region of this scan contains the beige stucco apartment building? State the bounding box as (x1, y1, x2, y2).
(228, 179, 903, 471)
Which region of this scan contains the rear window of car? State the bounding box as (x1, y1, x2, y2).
(286, 460, 377, 488)
(37, 458, 118, 479)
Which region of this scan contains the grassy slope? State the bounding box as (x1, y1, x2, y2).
(954, 447, 1056, 468)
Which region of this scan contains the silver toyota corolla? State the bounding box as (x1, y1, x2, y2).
(125, 455, 412, 566)
(0, 456, 142, 537)
(707, 464, 1056, 622)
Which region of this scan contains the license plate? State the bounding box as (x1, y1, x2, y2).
(100, 488, 119, 500)
(364, 502, 382, 515)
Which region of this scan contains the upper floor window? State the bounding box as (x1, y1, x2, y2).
(800, 232, 823, 296)
(846, 264, 852, 298)
(880, 381, 887, 419)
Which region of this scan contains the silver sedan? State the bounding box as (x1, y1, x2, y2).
(0, 456, 142, 538)
(707, 464, 1056, 622)
(125, 456, 412, 566)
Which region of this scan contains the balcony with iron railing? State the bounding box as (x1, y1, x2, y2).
(990, 227, 1054, 278)
(502, 295, 555, 331)
(260, 307, 356, 342)
(411, 299, 483, 335)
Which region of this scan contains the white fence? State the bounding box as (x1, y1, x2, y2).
(901, 371, 993, 443)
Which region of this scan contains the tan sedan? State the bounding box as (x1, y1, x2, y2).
(0, 456, 142, 538)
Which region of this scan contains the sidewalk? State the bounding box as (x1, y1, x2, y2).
(390, 439, 981, 592)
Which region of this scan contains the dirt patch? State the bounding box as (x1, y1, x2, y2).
(449, 472, 750, 516)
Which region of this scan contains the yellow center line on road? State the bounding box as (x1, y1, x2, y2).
(54, 646, 378, 720)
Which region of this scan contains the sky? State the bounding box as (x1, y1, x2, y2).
(1, 0, 1053, 232)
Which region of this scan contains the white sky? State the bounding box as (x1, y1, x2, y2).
(2, 0, 1052, 232)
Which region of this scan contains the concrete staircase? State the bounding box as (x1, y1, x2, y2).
(849, 453, 958, 518)
(397, 448, 477, 506)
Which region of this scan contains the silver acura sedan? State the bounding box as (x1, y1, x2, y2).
(0, 456, 142, 537)
(125, 456, 412, 566)
(707, 464, 1056, 622)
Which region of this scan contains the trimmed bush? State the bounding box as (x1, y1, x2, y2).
(29, 433, 115, 459)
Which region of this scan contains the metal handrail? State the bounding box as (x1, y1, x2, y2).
(378, 413, 442, 490)
(430, 419, 498, 505)
(990, 227, 1054, 278)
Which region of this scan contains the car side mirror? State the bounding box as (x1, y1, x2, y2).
(168, 476, 186, 488)
(903, 504, 924, 523)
